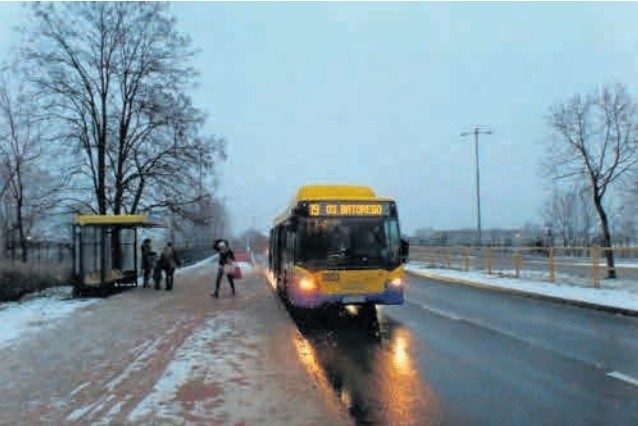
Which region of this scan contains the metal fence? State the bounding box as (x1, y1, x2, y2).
(1, 239, 217, 283)
(409, 245, 638, 289)
(4, 240, 73, 264)
(1, 241, 74, 285)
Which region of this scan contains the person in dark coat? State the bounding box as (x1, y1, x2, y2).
(159, 241, 181, 291)
(153, 256, 163, 290)
(211, 239, 235, 298)
(140, 238, 156, 288)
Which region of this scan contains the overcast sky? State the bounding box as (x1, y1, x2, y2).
(2, 2, 638, 236)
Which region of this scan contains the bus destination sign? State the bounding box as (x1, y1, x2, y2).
(307, 201, 390, 217)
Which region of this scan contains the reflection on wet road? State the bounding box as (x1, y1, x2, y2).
(278, 272, 638, 425)
(290, 305, 442, 425)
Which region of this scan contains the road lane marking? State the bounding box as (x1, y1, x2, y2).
(417, 304, 461, 321)
(409, 301, 605, 372)
(607, 371, 638, 387)
(407, 298, 638, 381)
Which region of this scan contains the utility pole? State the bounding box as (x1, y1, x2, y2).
(461, 125, 493, 246)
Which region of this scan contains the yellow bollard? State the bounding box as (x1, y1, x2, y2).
(592, 247, 600, 289)
(464, 247, 470, 271)
(513, 250, 521, 278)
(485, 247, 493, 275)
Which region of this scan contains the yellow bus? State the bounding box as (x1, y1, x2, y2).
(269, 184, 409, 314)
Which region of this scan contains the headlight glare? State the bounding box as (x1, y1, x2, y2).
(388, 277, 403, 287)
(297, 276, 316, 291)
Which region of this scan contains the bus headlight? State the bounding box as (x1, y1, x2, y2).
(387, 277, 404, 288)
(297, 275, 317, 292)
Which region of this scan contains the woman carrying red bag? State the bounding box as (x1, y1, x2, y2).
(211, 239, 236, 298)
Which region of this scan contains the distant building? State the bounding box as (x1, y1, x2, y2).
(410, 228, 542, 247)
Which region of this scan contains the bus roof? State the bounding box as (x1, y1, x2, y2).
(295, 184, 377, 201)
(74, 214, 162, 227)
(273, 184, 394, 225)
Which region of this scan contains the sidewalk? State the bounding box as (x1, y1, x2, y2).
(0, 257, 353, 425)
(406, 263, 638, 316)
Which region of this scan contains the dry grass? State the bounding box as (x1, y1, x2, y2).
(0, 260, 71, 302)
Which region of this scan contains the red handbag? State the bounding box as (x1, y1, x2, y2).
(233, 265, 242, 279)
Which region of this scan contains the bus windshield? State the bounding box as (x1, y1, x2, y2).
(296, 217, 401, 269)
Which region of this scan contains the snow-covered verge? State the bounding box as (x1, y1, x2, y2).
(407, 262, 638, 313)
(0, 256, 255, 351)
(0, 286, 98, 349)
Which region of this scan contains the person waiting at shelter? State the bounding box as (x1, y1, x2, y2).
(153, 255, 163, 290)
(140, 238, 156, 288)
(159, 241, 181, 291)
(211, 239, 236, 298)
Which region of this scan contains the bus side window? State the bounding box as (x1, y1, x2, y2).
(286, 225, 296, 266)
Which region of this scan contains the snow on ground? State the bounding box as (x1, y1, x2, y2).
(566, 261, 638, 268)
(180, 254, 219, 272)
(127, 313, 265, 424)
(164, 256, 257, 297)
(407, 262, 638, 313)
(0, 286, 99, 349)
(177, 255, 253, 273)
(68, 323, 185, 424)
(0, 255, 254, 351)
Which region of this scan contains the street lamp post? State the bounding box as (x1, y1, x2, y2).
(461, 125, 493, 246)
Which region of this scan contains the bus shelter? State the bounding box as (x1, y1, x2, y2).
(71, 214, 163, 297)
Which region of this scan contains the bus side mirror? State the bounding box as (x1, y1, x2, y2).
(400, 239, 409, 263)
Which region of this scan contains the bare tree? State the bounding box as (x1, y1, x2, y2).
(545, 84, 638, 278)
(616, 194, 638, 246)
(543, 188, 577, 248)
(622, 176, 638, 245)
(0, 78, 61, 262)
(20, 3, 225, 219)
(542, 185, 597, 253)
(576, 186, 596, 247)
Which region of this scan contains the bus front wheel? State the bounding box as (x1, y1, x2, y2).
(360, 303, 379, 334)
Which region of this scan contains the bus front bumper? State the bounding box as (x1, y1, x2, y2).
(289, 286, 404, 308)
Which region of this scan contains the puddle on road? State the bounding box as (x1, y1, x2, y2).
(288, 305, 442, 425)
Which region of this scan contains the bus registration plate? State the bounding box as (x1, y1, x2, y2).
(322, 272, 340, 282)
(343, 296, 366, 304)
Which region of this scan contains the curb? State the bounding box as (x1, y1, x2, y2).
(408, 269, 638, 317)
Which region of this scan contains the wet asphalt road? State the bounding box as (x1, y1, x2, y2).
(281, 273, 638, 425)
